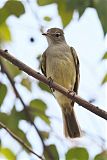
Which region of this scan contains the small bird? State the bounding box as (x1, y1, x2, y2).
(41, 28, 81, 138)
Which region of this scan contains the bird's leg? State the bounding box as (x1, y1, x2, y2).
(67, 90, 76, 107)
(48, 77, 55, 92)
(67, 89, 76, 97)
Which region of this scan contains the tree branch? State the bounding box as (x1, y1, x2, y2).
(0, 49, 107, 120)
(0, 121, 44, 160)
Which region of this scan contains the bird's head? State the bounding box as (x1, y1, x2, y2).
(42, 28, 65, 45)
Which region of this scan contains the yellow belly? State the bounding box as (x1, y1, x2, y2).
(47, 55, 75, 88)
(46, 54, 76, 106)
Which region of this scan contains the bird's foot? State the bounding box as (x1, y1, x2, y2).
(68, 90, 76, 107)
(67, 89, 76, 97)
(48, 77, 55, 92)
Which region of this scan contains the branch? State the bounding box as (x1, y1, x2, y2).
(0, 121, 44, 160)
(0, 49, 107, 121)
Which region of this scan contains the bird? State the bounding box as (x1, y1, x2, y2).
(41, 28, 81, 138)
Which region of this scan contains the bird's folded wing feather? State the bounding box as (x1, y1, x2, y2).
(70, 47, 80, 94)
(41, 51, 46, 76)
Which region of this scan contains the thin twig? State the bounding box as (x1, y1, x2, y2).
(0, 121, 44, 160)
(0, 49, 107, 121)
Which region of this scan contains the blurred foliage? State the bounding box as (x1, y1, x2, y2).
(0, 147, 16, 160)
(102, 52, 107, 60)
(2, 59, 21, 78)
(29, 99, 50, 125)
(0, 0, 25, 25)
(0, 107, 31, 147)
(94, 151, 107, 160)
(102, 51, 107, 84)
(37, 0, 107, 34)
(0, 23, 11, 42)
(0, 0, 107, 159)
(40, 131, 49, 140)
(0, 0, 24, 44)
(66, 147, 89, 160)
(0, 83, 7, 106)
(21, 78, 31, 91)
(44, 144, 59, 160)
(38, 81, 51, 93)
(101, 73, 107, 85)
(44, 16, 52, 21)
(94, 0, 107, 35)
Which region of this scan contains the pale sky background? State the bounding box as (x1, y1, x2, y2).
(0, 0, 107, 160)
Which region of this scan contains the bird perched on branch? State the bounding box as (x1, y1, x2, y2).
(41, 28, 81, 138)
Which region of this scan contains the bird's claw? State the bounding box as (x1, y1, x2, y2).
(48, 77, 55, 92)
(67, 90, 76, 97)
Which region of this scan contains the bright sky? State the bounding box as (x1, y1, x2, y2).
(0, 1, 107, 160)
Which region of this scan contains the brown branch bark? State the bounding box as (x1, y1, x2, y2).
(0, 49, 107, 120)
(0, 121, 44, 160)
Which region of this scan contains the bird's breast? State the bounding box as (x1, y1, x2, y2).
(46, 46, 76, 89)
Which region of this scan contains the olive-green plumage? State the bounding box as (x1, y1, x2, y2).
(41, 28, 81, 138)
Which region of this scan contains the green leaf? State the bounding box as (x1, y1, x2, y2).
(21, 78, 31, 91)
(38, 81, 51, 93)
(0, 23, 11, 42)
(30, 99, 50, 125)
(44, 145, 59, 160)
(0, 107, 31, 147)
(0, 83, 7, 106)
(57, 1, 73, 27)
(40, 131, 49, 139)
(8, 106, 26, 126)
(44, 16, 52, 21)
(64, 0, 89, 18)
(37, 0, 54, 6)
(95, 0, 107, 35)
(0, 112, 8, 127)
(39, 114, 50, 124)
(2, 60, 21, 78)
(76, 0, 90, 17)
(102, 52, 107, 60)
(4, 0, 25, 17)
(101, 73, 107, 85)
(0, 7, 9, 25)
(66, 147, 89, 160)
(0, 148, 16, 160)
(94, 151, 107, 160)
(0, 0, 25, 25)
(30, 99, 47, 112)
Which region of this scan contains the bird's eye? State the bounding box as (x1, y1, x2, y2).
(55, 33, 61, 37)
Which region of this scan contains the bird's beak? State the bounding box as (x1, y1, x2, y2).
(42, 32, 47, 36)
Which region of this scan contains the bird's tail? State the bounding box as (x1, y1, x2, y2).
(62, 105, 81, 138)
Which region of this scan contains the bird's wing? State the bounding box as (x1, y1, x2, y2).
(70, 47, 80, 94)
(41, 51, 47, 76)
(41, 52, 54, 93)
